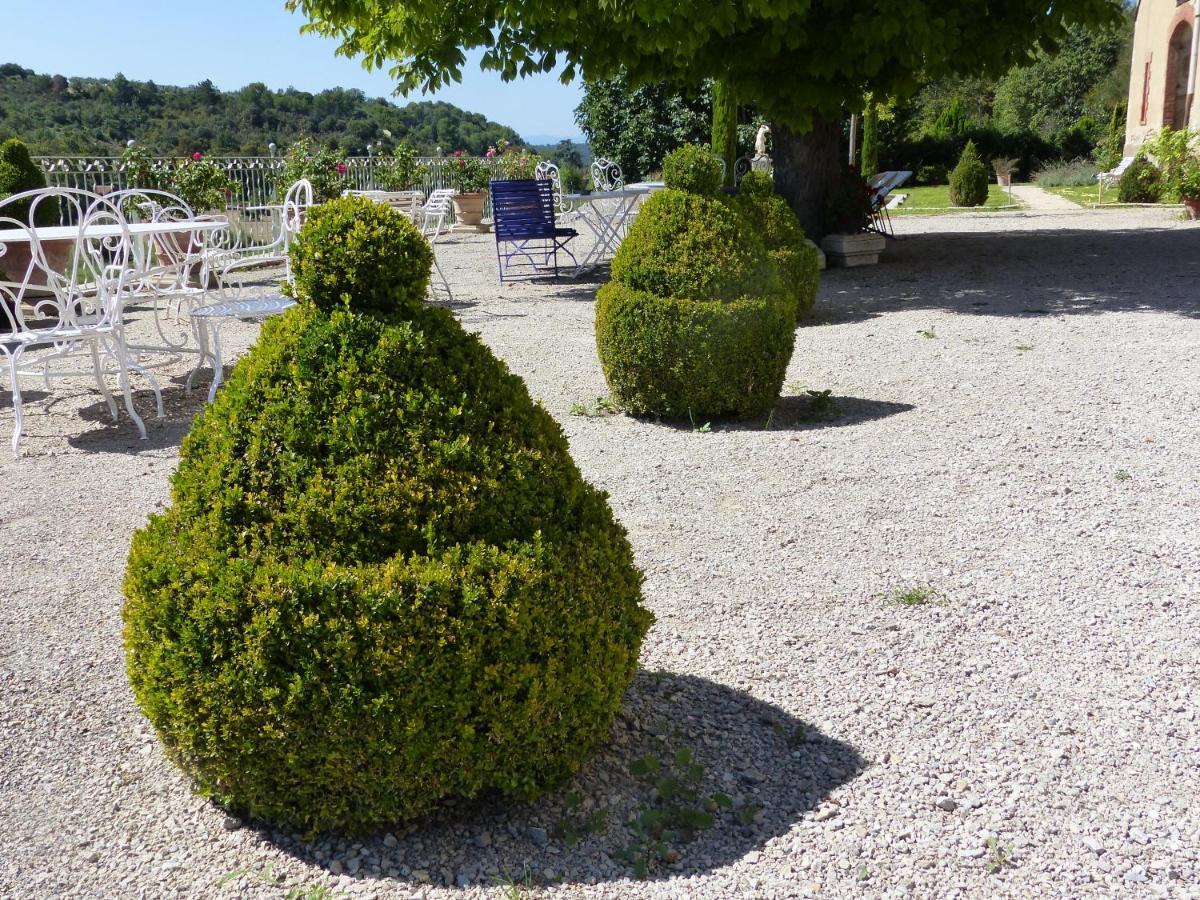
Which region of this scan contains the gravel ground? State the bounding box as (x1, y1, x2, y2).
(1, 207, 1198, 899)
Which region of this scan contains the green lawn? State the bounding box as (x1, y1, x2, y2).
(891, 184, 1020, 214)
(1040, 184, 1172, 208)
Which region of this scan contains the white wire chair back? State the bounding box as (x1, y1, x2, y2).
(590, 158, 625, 192)
(281, 178, 314, 253)
(534, 161, 571, 216)
(0, 187, 129, 333)
(419, 189, 455, 240)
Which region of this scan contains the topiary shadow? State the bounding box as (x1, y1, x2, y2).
(645, 393, 914, 433)
(261, 671, 864, 889)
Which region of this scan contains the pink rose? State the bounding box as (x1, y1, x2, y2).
(192, 152, 203, 161)
(485, 147, 497, 159)
(335, 162, 348, 174)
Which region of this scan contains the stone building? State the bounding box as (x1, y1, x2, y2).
(1125, 0, 1199, 152)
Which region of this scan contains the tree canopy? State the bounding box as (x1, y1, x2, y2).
(289, 0, 1123, 131)
(0, 63, 521, 156)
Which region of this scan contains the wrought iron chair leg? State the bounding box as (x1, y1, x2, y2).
(89, 341, 119, 422)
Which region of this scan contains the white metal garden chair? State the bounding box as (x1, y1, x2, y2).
(343, 189, 425, 221)
(184, 179, 312, 402)
(206, 178, 313, 289)
(418, 189, 455, 302)
(0, 188, 163, 454)
(588, 157, 639, 240)
(534, 161, 577, 223)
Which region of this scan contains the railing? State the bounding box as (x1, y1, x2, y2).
(32, 155, 499, 213)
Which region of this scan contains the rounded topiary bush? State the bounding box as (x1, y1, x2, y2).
(662, 143, 724, 196)
(731, 191, 820, 321)
(737, 170, 775, 199)
(611, 189, 779, 301)
(949, 140, 989, 207)
(0, 139, 54, 227)
(597, 187, 794, 418)
(596, 282, 795, 417)
(286, 195, 433, 315)
(1118, 155, 1163, 203)
(123, 198, 652, 834)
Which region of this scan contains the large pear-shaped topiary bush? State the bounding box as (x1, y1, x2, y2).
(596, 146, 796, 419)
(123, 196, 653, 835)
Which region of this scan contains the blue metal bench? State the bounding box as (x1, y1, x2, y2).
(490, 178, 578, 282)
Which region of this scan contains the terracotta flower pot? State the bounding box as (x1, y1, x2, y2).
(1183, 197, 1200, 220)
(452, 191, 487, 228)
(0, 238, 73, 296)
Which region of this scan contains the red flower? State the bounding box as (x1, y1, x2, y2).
(335, 162, 348, 174)
(452, 150, 464, 158)
(192, 151, 203, 161)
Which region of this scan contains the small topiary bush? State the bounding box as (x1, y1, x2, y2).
(948, 140, 989, 207)
(1118, 154, 1164, 203)
(661, 144, 724, 197)
(597, 187, 795, 418)
(611, 190, 778, 301)
(737, 170, 775, 199)
(285, 195, 433, 316)
(0, 139, 54, 227)
(596, 282, 795, 418)
(730, 190, 820, 321)
(124, 198, 652, 835)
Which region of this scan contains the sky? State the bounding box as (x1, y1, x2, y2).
(5, 0, 586, 143)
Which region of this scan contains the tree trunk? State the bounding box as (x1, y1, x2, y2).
(711, 81, 738, 188)
(773, 118, 842, 239)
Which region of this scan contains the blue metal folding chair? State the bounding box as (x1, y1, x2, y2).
(490, 179, 578, 282)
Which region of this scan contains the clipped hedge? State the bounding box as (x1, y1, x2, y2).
(595, 282, 795, 417)
(597, 185, 795, 418)
(0, 139, 54, 227)
(731, 191, 820, 321)
(124, 197, 652, 834)
(611, 189, 779, 301)
(1117, 155, 1164, 203)
(286, 195, 433, 315)
(949, 140, 989, 207)
(662, 143, 724, 196)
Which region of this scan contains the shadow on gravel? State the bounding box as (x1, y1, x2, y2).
(817, 226, 1200, 322)
(260, 671, 863, 891)
(649, 394, 914, 433)
(66, 384, 207, 454)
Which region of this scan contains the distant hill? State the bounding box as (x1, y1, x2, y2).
(0, 63, 524, 157)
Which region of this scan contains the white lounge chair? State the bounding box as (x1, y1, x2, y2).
(1097, 156, 1135, 200)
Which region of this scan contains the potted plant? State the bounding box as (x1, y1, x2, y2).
(819, 166, 885, 267)
(1178, 162, 1200, 219)
(992, 157, 1018, 188)
(0, 138, 67, 295)
(448, 150, 489, 228)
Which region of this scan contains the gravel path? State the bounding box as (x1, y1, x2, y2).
(1, 208, 1198, 899)
(1006, 184, 1083, 212)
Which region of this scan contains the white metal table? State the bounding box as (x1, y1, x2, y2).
(187, 296, 296, 402)
(562, 187, 652, 275)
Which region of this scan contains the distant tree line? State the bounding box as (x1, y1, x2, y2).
(0, 63, 524, 157)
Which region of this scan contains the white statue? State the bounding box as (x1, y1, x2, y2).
(754, 124, 772, 159)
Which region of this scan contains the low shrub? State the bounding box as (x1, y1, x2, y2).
(595, 282, 795, 417)
(949, 140, 989, 207)
(1117, 155, 1164, 203)
(124, 201, 652, 834)
(0, 139, 54, 226)
(1033, 158, 1100, 187)
(661, 144, 724, 196)
(611, 189, 779, 301)
(278, 137, 349, 202)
